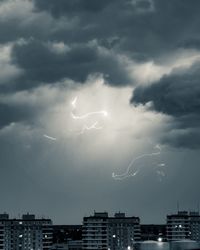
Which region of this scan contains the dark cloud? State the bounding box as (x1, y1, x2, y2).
(132, 63, 200, 117)
(179, 38, 200, 50)
(0, 103, 31, 128)
(33, 0, 200, 59)
(33, 0, 114, 16)
(0, 0, 200, 142)
(1, 0, 200, 146)
(0, 100, 45, 129)
(131, 62, 200, 148)
(0, 10, 52, 43)
(9, 39, 131, 91)
(162, 128, 200, 149)
(1, 0, 200, 91)
(1, 0, 200, 54)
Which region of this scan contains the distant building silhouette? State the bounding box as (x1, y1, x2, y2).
(0, 213, 52, 250)
(52, 225, 82, 250)
(52, 225, 82, 244)
(140, 224, 166, 241)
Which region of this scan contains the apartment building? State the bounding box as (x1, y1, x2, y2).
(0, 213, 52, 250)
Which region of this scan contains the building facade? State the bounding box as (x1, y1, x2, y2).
(167, 211, 190, 241)
(167, 211, 200, 241)
(82, 212, 108, 250)
(108, 212, 141, 250)
(189, 211, 200, 241)
(82, 212, 141, 250)
(0, 213, 53, 250)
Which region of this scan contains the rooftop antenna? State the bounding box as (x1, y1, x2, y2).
(177, 201, 180, 212)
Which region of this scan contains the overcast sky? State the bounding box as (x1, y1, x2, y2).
(1, 0, 200, 224)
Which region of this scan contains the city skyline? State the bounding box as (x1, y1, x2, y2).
(1, 207, 200, 226)
(1, 210, 200, 250)
(0, 0, 200, 225)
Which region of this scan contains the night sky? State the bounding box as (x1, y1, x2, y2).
(1, 0, 200, 224)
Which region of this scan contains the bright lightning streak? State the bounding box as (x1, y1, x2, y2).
(71, 97, 77, 108)
(43, 134, 57, 141)
(112, 170, 139, 180)
(157, 163, 165, 167)
(70, 96, 108, 134)
(79, 121, 102, 134)
(71, 110, 108, 120)
(156, 162, 166, 181)
(71, 96, 108, 120)
(112, 151, 161, 180)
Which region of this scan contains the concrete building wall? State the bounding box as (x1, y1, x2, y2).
(0, 213, 53, 250)
(166, 211, 200, 242)
(82, 212, 141, 250)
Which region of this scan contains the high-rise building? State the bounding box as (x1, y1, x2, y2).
(108, 212, 141, 250)
(82, 212, 108, 250)
(166, 211, 200, 241)
(82, 212, 141, 250)
(189, 211, 200, 241)
(0, 213, 53, 250)
(167, 211, 190, 241)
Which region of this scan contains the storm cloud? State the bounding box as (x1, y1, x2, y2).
(1, 0, 200, 223)
(131, 62, 200, 148)
(10, 39, 131, 89)
(33, 0, 200, 58)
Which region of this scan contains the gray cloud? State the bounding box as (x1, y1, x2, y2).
(1, 0, 200, 223)
(0, 94, 46, 129)
(131, 62, 200, 148)
(33, 0, 114, 16)
(1, 0, 200, 93)
(0, 103, 34, 128)
(33, 0, 200, 58)
(1, 0, 200, 156)
(9, 39, 131, 92)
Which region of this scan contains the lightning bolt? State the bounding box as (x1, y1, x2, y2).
(71, 96, 77, 108)
(70, 97, 108, 134)
(157, 163, 165, 167)
(156, 162, 166, 181)
(71, 110, 108, 120)
(43, 134, 57, 141)
(112, 151, 161, 180)
(79, 121, 102, 135)
(71, 96, 108, 120)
